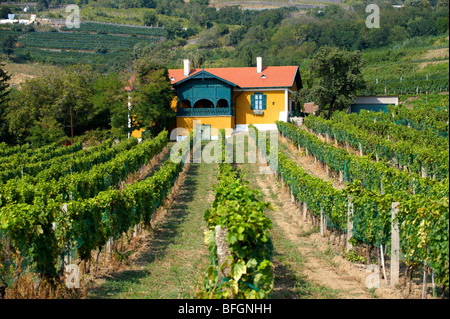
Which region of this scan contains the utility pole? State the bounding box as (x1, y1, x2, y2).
(128, 92, 132, 139)
(70, 105, 74, 143)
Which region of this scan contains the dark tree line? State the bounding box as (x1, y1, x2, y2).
(0, 58, 175, 146)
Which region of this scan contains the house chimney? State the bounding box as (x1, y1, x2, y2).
(256, 57, 262, 73)
(184, 59, 191, 76)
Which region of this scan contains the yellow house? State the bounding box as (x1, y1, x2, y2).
(130, 57, 302, 140)
(168, 57, 302, 140)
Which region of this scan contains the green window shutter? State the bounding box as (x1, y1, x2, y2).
(262, 94, 267, 110)
(251, 94, 255, 110)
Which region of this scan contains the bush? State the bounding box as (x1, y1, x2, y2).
(95, 45, 108, 54)
(436, 17, 449, 34)
(26, 116, 66, 148)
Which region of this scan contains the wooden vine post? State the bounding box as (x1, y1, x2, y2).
(391, 202, 400, 286)
(215, 225, 231, 277)
(347, 196, 354, 252)
(421, 166, 427, 178)
(320, 208, 326, 237)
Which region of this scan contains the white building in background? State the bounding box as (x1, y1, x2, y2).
(0, 13, 35, 25)
(0, 19, 30, 24)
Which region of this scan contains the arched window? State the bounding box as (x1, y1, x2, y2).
(194, 99, 214, 109)
(216, 99, 229, 108)
(179, 100, 192, 109)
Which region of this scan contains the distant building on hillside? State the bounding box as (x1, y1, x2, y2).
(0, 13, 36, 25)
(0, 19, 30, 24)
(349, 95, 399, 114)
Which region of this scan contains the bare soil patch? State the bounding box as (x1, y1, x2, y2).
(422, 48, 449, 60)
(418, 60, 449, 69)
(3, 62, 61, 88)
(279, 134, 346, 190)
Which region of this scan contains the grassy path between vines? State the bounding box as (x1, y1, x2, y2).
(86, 153, 216, 299)
(233, 132, 382, 299)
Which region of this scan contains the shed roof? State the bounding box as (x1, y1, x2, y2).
(303, 102, 319, 114)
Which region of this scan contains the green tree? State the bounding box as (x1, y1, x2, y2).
(5, 65, 105, 143)
(187, 50, 204, 68)
(191, 0, 209, 5)
(95, 45, 108, 54)
(0, 61, 11, 143)
(5, 73, 63, 142)
(131, 60, 175, 136)
(290, 90, 305, 114)
(36, 0, 49, 12)
(27, 115, 66, 147)
(143, 9, 158, 26)
(436, 17, 449, 34)
(162, 18, 183, 40)
(54, 65, 96, 138)
(197, 27, 220, 49)
(91, 73, 128, 135)
(3, 64, 129, 144)
(301, 46, 366, 119)
(0, 61, 10, 108)
(407, 15, 438, 37)
(240, 46, 254, 67)
(388, 25, 409, 43)
(0, 6, 12, 19)
(228, 26, 246, 46)
(437, 0, 449, 8)
(404, 0, 432, 8)
(271, 24, 310, 50)
(1, 35, 18, 58)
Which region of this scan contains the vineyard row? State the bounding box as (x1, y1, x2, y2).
(198, 129, 274, 299)
(0, 138, 138, 184)
(0, 131, 168, 210)
(304, 115, 449, 181)
(0, 131, 191, 282)
(278, 120, 447, 197)
(249, 124, 449, 292)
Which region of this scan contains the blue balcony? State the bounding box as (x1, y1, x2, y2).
(177, 107, 233, 117)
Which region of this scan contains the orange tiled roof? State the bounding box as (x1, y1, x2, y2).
(124, 74, 136, 92)
(168, 66, 299, 89)
(303, 102, 319, 114)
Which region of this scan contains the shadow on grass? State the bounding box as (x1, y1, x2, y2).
(88, 270, 150, 298)
(133, 163, 201, 265)
(88, 162, 201, 299)
(272, 250, 338, 299)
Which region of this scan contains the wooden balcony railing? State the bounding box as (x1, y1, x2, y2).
(177, 107, 233, 117)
